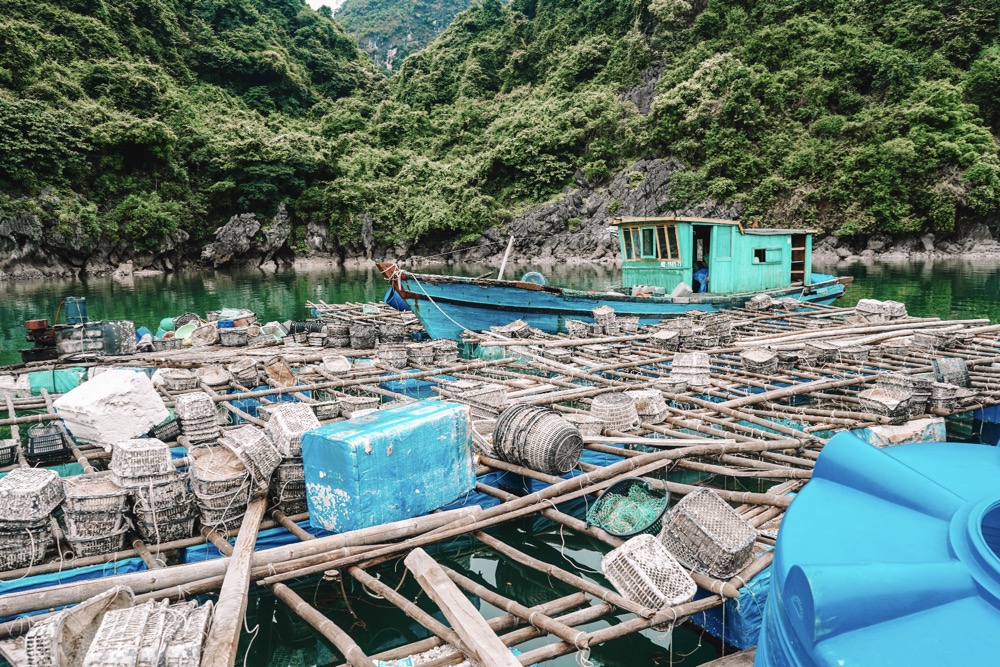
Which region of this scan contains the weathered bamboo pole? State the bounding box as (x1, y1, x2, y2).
(273, 583, 378, 667)
(405, 548, 521, 667)
(201, 495, 268, 667)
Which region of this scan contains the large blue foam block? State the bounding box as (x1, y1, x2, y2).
(302, 399, 475, 533)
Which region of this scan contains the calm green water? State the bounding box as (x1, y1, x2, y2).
(2, 257, 998, 665)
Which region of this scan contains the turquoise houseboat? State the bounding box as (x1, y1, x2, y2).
(378, 217, 851, 340)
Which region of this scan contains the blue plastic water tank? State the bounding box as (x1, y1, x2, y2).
(64, 296, 88, 324)
(757, 432, 1000, 666)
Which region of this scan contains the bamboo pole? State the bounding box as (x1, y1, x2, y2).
(201, 495, 268, 667)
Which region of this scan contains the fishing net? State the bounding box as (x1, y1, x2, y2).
(586, 478, 670, 538)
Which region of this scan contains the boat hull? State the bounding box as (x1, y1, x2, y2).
(378, 263, 850, 340)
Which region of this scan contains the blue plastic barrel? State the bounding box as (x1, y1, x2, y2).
(64, 296, 88, 324)
(757, 432, 1000, 666)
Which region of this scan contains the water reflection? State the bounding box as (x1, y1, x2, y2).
(2, 258, 999, 366)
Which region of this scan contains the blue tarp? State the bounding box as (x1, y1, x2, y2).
(690, 552, 772, 649)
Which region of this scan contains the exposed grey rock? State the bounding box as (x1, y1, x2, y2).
(621, 66, 665, 116)
(921, 233, 936, 252)
(201, 213, 261, 268)
(958, 222, 992, 243)
(260, 203, 292, 265)
(836, 246, 853, 259)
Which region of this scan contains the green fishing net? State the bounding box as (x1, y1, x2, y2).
(587, 481, 668, 537)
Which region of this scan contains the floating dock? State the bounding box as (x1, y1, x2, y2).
(0, 297, 998, 665)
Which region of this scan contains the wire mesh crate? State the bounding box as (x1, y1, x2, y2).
(218, 425, 280, 491)
(832, 343, 871, 363)
(650, 329, 680, 351)
(164, 601, 214, 667)
(111, 438, 174, 478)
(197, 504, 247, 534)
(62, 508, 127, 538)
(494, 405, 584, 475)
(65, 524, 129, 558)
(160, 369, 199, 392)
(0, 439, 18, 467)
(932, 357, 971, 388)
(0, 467, 64, 522)
(25, 586, 135, 667)
(311, 401, 340, 421)
(619, 316, 640, 333)
(658, 488, 756, 579)
(740, 348, 779, 375)
(624, 390, 669, 425)
(565, 319, 589, 337)
(63, 475, 128, 515)
(26, 423, 68, 461)
(148, 412, 182, 441)
(432, 339, 460, 365)
(264, 403, 321, 458)
(591, 392, 641, 433)
(587, 477, 670, 538)
(307, 332, 328, 348)
(601, 533, 697, 613)
(490, 319, 532, 338)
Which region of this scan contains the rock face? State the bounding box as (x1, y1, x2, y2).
(201, 204, 295, 269)
(396, 158, 741, 266)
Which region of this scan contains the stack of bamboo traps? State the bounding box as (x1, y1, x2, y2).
(3, 298, 1000, 666)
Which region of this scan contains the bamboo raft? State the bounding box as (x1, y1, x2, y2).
(0, 297, 998, 665)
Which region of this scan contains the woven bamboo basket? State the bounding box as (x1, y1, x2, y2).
(562, 413, 605, 437)
(651, 329, 680, 350)
(131, 473, 193, 512)
(591, 392, 641, 432)
(62, 475, 128, 515)
(160, 369, 199, 392)
(25, 586, 134, 667)
(0, 522, 52, 571)
(151, 338, 182, 352)
(189, 446, 251, 498)
(592, 305, 616, 326)
(491, 319, 532, 338)
(670, 352, 711, 386)
(83, 602, 153, 667)
(406, 342, 435, 366)
(619, 316, 640, 333)
(66, 524, 129, 558)
(136, 512, 196, 544)
(658, 488, 756, 579)
(740, 348, 779, 375)
(263, 356, 295, 387)
(307, 332, 328, 347)
(339, 395, 380, 417)
(111, 438, 174, 479)
(378, 344, 408, 368)
(163, 601, 214, 667)
(264, 403, 321, 457)
(601, 533, 697, 614)
(219, 425, 280, 490)
(349, 322, 376, 350)
(219, 327, 249, 347)
(432, 339, 460, 364)
(174, 392, 217, 421)
(625, 390, 669, 424)
(378, 321, 408, 343)
(311, 401, 341, 421)
(62, 509, 126, 538)
(0, 468, 64, 522)
(494, 405, 584, 475)
(565, 319, 589, 337)
(227, 357, 259, 387)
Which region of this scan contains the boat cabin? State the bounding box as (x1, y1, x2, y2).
(610, 217, 814, 295)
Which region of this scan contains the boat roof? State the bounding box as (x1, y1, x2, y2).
(609, 216, 818, 235)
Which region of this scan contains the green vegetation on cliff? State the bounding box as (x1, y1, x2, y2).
(1, 0, 998, 264)
(0, 0, 379, 252)
(336, 0, 473, 72)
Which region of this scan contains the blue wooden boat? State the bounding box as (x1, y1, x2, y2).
(378, 217, 852, 340)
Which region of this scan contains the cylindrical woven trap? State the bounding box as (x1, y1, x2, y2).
(590, 392, 641, 432)
(740, 348, 779, 375)
(350, 323, 376, 350)
(625, 390, 669, 424)
(493, 405, 584, 475)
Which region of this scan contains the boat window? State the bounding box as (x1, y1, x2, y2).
(641, 228, 657, 259)
(753, 247, 782, 264)
(667, 226, 680, 259)
(623, 228, 634, 259)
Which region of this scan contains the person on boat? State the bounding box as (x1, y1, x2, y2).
(693, 261, 709, 293)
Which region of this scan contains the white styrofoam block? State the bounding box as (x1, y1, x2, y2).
(53, 369, 169, 449)
(0, 374, 31, 399)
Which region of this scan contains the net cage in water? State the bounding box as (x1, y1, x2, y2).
(586, 477, 671, 538)
(493, 404, 584, 476)
(658, 487, 756, 579)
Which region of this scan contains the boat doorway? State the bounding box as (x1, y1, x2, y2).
(791, 233, 807, 285)
(692, 225, 712, 292)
